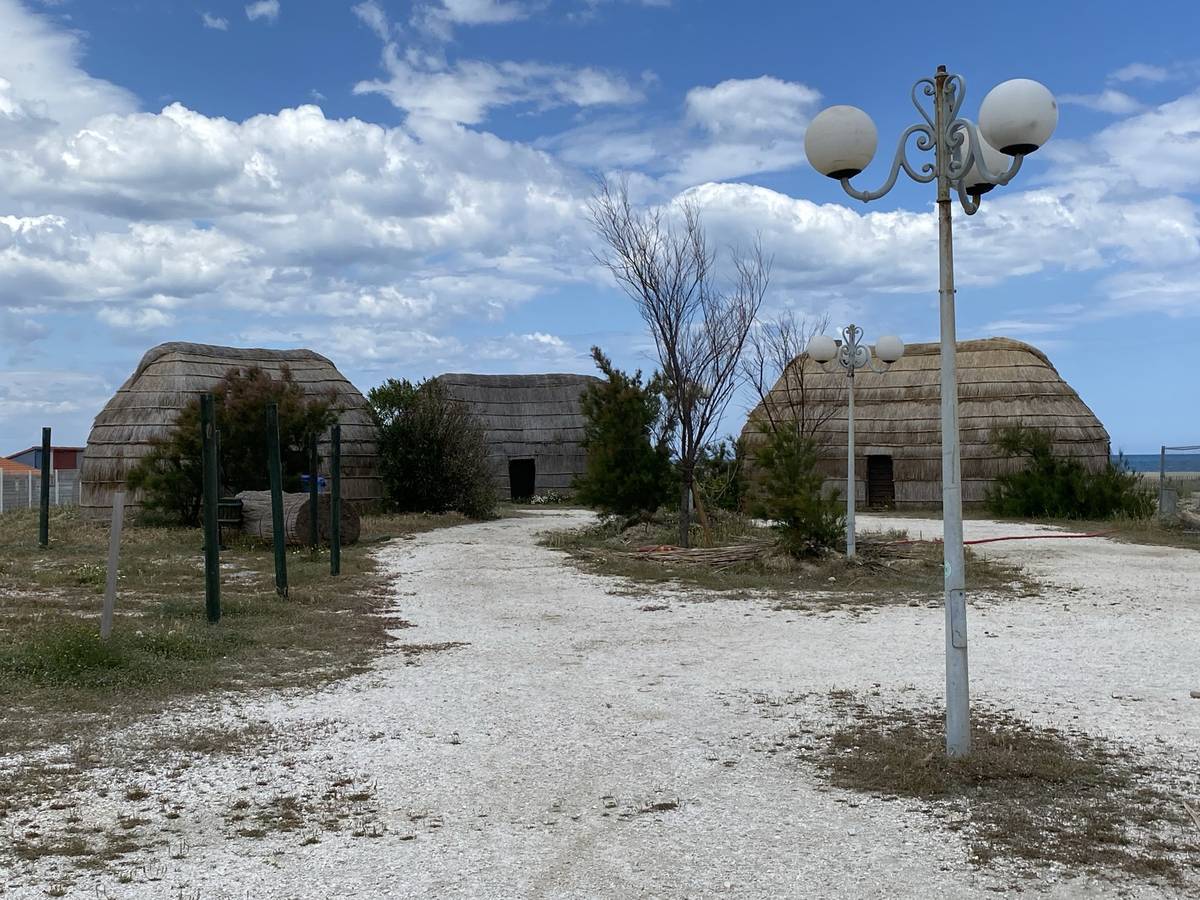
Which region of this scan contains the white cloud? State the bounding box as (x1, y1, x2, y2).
(1109, 63, 1169, 83)
(201, 12, 229, 30)
(413, 0, 527, 39)
(352, 1, 392, 41)
(245, 0, 280, 23)
(1060, 89, 1142, 115)
(355, 46, 643, 124)
(686, 76, 819, 139)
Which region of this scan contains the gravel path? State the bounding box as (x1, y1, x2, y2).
(5, 511, 1198, 898)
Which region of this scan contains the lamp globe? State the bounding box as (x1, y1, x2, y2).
(806, 334, 839, 364)
(875, 335, 905, 364)
(805, 106, 878, 179)
(978, 79, 1058, 156)
(957, 127, 1011, 196)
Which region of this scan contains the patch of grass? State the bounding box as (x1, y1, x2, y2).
(544, 513, 1032, 608)
(794, 692, 1198, 884)
(397, 641, 469, 665)
(0, 507, 473, 755)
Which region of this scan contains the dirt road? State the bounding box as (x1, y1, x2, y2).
(5, 510, 1198, 898)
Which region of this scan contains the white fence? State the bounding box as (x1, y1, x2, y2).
(0, 469, 81, 513)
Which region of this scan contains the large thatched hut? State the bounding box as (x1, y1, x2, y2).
(436, 373, 600, 499)
(741, 337, 1110, 508)
(80, 342, 381, 519)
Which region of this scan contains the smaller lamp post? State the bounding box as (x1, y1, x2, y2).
(807, 325, 905, 558)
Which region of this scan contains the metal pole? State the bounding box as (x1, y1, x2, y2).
(308, 434, 320, 551)
(846, 368, 856, 558)
(266, 403, 288, 598)
(38, 427, 50, 546)
(330, 425, 341, 577)
(101, 491, 125, 639)
(1159, 445, 1166, 518)
(935, 65, 969, 757)
(200, 393, 221, 624)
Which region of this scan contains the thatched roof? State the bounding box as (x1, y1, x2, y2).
(437, 373, 600, 493)
(80, 342, 380, 517)
(742, 337, 1110, 506)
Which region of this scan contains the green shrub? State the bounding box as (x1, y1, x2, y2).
(985, 427, 1155, 519)
(368, 378, 496, 519)
(127, 365, 337, 525)
(573, 346, 677, 521)
(749, 424, 844, 556)
(695, 439, 745, 513)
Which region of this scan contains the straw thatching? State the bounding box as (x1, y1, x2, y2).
(80, 342, 381, 519)
(436, 373, 600, 498)
(741, 337, 1110, 508)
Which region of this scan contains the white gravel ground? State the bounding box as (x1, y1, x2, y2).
(4, 510, 1199, 899)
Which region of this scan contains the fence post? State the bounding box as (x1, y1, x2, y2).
(28, 472, 33, 507)
(54, 469, 60, 507)
(200, 394, 221, 623)
(308, 434, 319, 552)
(1, 469, 4, 514)
(101, 491, 125, 639)
(266, 402, 288, 598)
(39, 427, 51, 547)
(330, 425, 341, 577)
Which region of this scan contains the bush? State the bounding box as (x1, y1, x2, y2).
(985, 426, 1155, 520)
(368, 378, 496, 519)
(573, 346, 676, 521)
(749, 424, 844, 556)
(695, 439, 744, 513)
(127, 365, 337, 525)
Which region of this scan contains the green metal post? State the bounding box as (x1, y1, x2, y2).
(266, 403, 288, 597)
(38, 427, 50, 547)
(330, 425, 341, 576)
(308, 434, 319, 552)
(200, 394, 221, 623)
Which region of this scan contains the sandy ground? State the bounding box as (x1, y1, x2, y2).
(3, 510, 1199, 899)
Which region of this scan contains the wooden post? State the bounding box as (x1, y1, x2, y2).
(101, 491, 125, 639)
(54, 469, 60, 506)
(200, 394, 221, 623)
(1, 470, 5, 514)
(38, 427, 50, 547)
(330, 425, 341, 576)
(266, 403, 288, 597)
(307, 434, 319, 552)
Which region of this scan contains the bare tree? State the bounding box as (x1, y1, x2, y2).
(589, 178, 769, 547)
(742, 309, 837, 440)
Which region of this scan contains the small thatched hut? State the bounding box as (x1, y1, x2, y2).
(436, 373, 600, 499)
(80, 342, 381, 519)
(741, 337, 1110, 508)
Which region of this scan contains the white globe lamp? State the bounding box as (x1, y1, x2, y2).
(875, 334, 905, 364)
(805, 106, 879, 179)
(956, 127, 1011, 196)
(978, 78, 1058, 156)
(806, 334, 838, 364)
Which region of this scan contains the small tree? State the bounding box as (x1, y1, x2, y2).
(694, 439, 744, 513)
(368, 378, 496, 519)
(985, 426, 1154, 520)
(749, 425, 844, 556)
(742, 310, 836, 441)
(127, 365, 337, 525)
(574, 347, 676, 523)
(589, 178, 769, 547)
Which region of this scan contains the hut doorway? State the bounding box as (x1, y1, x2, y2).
(508, 458, 536, 499)
(867, 454, 895, 508)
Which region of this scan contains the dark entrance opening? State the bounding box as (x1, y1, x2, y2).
(508, 458, 536, 499)
(867, 455, 895, 508)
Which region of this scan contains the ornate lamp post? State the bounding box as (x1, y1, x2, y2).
(803, 67, 1057, 757)
(806, 325, 904, 559)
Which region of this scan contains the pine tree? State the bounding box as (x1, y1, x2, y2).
(573, 346, 676, 522)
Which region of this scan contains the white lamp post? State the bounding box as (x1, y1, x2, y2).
(807, 325, 904, 559)
(804, 66, 1056, 757)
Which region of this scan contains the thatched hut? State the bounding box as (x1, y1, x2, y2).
(80, 342, 381, 519)
(436, 373, 600, 499)
(741, 337, 1110, 508)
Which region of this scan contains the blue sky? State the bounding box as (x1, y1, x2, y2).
(1, 0, 1197, 455)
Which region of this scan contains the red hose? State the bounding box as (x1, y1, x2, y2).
(887, 531, 1114, 546)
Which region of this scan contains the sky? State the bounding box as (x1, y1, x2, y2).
(0, 0, 1198, 456)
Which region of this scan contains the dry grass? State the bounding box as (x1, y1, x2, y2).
(0, 506, 470, 756)
(543, 513, 1034, 608)
(769, 691, 1199, 886)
